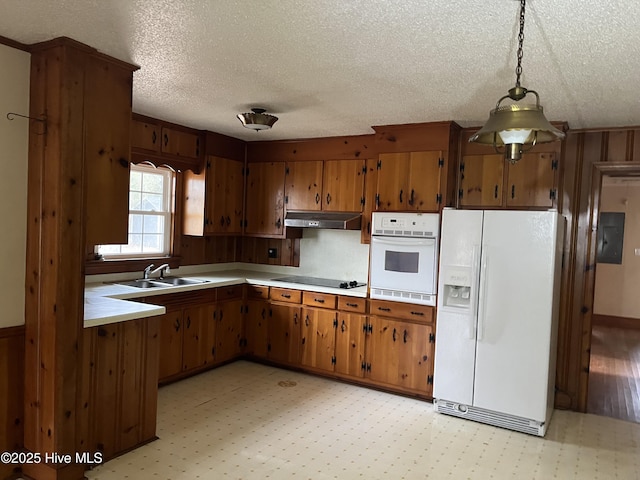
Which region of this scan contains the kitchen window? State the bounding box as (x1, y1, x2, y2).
(97, 164, 174, 259)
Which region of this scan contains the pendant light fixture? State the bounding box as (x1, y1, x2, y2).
(237, 108, 278, 131)
(469, 0, 564, 163)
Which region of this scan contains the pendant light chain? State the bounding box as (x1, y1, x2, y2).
(515, 0, 526, 88)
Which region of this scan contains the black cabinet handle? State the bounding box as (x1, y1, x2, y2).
(326, 193, 331, 205)
(294, 313, 298, 325)
(261, 308, 266, 319)
(174, 318, 180, 332)
(275, 218, 282, 229)
(511, 185, 515, 199)
(403, 330, 408, 343)
(410, 311, 425, 316)
(314, 298, 325, 304)
(163, 133, 169, 147)
(315, 193, 320, 204)
(281, 293, 291, 299)
(220, 215, 225, 226)
(226, 216, 231, 226)
(399, 189, 403, 204)
(341, 320, 346, 332)
(152, 130, 157, 145)
(119, 158, 129, 168)
(392, 328, 397, 342)
(378, 307, 391, 312)
(408, 189, 415, 206)
(494, 185, 499, 199)
(305, 315, 310, 327)
(346, 302, 358, 308)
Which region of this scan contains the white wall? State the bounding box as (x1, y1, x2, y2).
(297, 229, 369, 281)
(0, 44, 29, 328)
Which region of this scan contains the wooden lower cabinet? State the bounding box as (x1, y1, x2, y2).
(215, 294, 244, 363)
(300, 307, 337, 372)
(83, 317, 159, 461)
(268, 303, 301, 364)
(245, 298, 269, 358)
(334, 312, 367, 377)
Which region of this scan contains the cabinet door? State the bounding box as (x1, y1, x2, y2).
(300, 308, 337, 372)
(207, 156, 244, 234)
(361, 158, 378, 243)
(367, 316, 401, 385)
(395, 321, 434, 395)
(323, 159, 365, 212)
(376, 153, 409, 211)
(84, 55, 132, 246)
(506, 153, 556, 208)
(335, 312, 367, 377)
(131, 118, 160, 153)
(215, 299, 244, 363)
(285, 161, 323, 211)
(268, 303, 301, 364)
(244, 162, 285, 236)
(161, 127, 201, 159)
(182, 305, 215, 371)
(158, 310, 184, 381)
(459, 154, 504, 207)
(245, 299, 269, 358)
(407, 151, 442, 211)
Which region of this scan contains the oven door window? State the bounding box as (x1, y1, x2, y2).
(385, 251, 419, 273)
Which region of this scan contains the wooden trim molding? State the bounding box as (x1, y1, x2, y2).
(592, 314, 640, 330)
(85, 256, 182, 275)
(0, 34, 30, 51)
(0, 325, 25, 339)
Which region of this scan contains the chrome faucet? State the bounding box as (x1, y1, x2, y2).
(143, 264, 155, 279)
(149, 263, 170, 279)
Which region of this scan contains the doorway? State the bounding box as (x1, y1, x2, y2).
(587, 174, 640, 423)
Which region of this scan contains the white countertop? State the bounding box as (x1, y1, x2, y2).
(84, 269, 368, 328)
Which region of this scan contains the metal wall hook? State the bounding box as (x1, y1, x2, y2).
(6, 112, 47, 135)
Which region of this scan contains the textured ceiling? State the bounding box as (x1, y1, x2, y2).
(2, 1, 640, 141)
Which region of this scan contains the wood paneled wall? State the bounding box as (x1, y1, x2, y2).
(0, 327, 24, 480)
(556, 126, 640, 411)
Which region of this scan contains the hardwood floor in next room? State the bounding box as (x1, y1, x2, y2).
(84, 361, 640, 480)
(588, 324, 640, 424)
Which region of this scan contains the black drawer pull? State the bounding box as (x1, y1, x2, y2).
(314, 298, 325, 303)
(410, 311, 425, 316)
(346, 302, 358, 308)
(281, 293, 291, 298)
(392, 328, 397, 342)
(403, 329, 408, 343)
(378, 307, 391, 312)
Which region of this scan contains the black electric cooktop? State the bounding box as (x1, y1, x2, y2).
(272, 275, 366, 289)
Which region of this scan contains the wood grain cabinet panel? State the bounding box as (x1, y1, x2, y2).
(300, 308, 337, 372)
(268, 303, 301, 365)
(161, 127, 201, 159)
(459, 154, 504, 207)
(506, 153, 557, 208)
(157, 310, 184, 380)
(245, 298, 269, 358)
(244, 162, 286, 236)
(131, 118, 160, 153)
(285, 161, 323, 210)
(215, 298, 244, 363)
(182, 305, 216, 371)
(322, 159, 365, 212)
(334, 312, 367, 377)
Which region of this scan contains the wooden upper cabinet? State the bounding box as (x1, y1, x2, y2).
(84, 55, 135, 246)
(376, 151, 443, 212)
(506, 153, 557, 208)
(131, 118, 160, 153)
(183, 156, 244, 236)
(459, 154, 504, 207)
(161, 127, 200, 159)
(285, 161, 323, 211)
(459, 152, 557, 208)
(323, 159, 365, 212)
(244, 162, 286, 236)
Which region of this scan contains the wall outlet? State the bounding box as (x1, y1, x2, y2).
(268, 248, 278, 258)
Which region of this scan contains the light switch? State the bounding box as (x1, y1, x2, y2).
(635, 248, 640, 256)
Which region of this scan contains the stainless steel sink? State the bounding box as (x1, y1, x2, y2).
(151, 277, 209, 286)
(115, 279, 170, 289)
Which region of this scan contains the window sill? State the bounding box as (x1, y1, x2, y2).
(85, 256, 182, 275)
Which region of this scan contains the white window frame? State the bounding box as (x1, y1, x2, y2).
(97, 164, 174, 259)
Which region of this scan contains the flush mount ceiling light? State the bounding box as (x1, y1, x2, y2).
(469, 0, 564, 163)
(236, 108, 278, 131)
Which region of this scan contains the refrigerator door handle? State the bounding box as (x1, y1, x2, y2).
(477, 249, 489, 341)
(468, 244, 480, 340)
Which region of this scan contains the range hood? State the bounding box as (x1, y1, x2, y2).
(284, 211, 362, 230)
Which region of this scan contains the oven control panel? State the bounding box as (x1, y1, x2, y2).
(371, 212, 440, 238)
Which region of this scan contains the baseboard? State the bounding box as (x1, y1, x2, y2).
(592, 314, 640, 330)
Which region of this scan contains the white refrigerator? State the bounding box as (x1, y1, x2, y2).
(433, 208, 563, 436)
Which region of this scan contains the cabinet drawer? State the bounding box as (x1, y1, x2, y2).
(216, 285, 243, 301)
(338, 296, 367, 313)
(302, 291, 337, 309)
(270, 287, 302, 304)
(247, 285, 269, 299)
(369, 299, 434, 323)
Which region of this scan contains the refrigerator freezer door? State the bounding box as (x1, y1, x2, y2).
(433, 209, 483, 405)
(472, 210, 558, 422)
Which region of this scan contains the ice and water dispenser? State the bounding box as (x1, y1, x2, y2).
(440, 267, 472, 309)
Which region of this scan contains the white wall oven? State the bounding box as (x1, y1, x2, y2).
(369, 212, 440, 306)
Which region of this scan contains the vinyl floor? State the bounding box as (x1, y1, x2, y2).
(85, 361, 640, 480)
